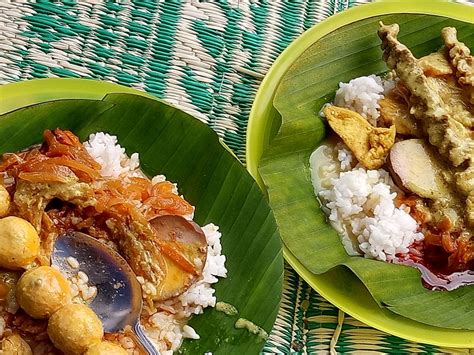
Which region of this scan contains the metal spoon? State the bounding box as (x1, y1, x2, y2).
(52, 232, 158, 355)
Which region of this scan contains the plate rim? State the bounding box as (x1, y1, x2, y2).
(246, 1, 474, 349)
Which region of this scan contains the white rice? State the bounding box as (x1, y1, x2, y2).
(84, 132, 140, 178)
(58, 256, 98, 305)
(66, 256, 79, 269)
(84, 133, 227, 353)
(333, 74, 393, 126)
(311, 76, 423, 262)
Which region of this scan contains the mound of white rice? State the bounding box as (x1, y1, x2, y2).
(311, 75, 423, 262)
(312, 144, 423, 261)
(333, 74, 393, 126)
(84, 132, 140, 178)
(84, 132, 227, 354)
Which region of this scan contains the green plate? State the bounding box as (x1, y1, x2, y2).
(0, 78, 283, 354)
(246, 1, 474, 349)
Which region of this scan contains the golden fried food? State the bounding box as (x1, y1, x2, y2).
(16, 266, 71, 319)
(324, 105, 396, 169)
(0, 216, 40, 269)
(379, 92, 422, 137)
(0, 185, 10, 217)
(48, 303, 103, 354)
(0, 333, 32, 355)
(85, 341, 128, 355)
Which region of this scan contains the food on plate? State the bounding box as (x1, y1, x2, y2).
(310, 24, 473, 290)
(0, 186, 10, 217)
(379, 91, 422, 136)
(389, 139, 453, 199)
(0, 217, 40, 269)
(149, 215, 207, 300)
(16, 266, 71, 319)
(324, 105, 396, 169)
(85, 341, 128, 355)
(47, 303, 103, 354)
(0, 130, 227, 353)
(0, 333, 32, 354)
(379, 23, 474, 225)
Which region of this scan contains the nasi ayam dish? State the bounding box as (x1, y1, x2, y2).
(310, 23, 473, 290)
(0, 130, 227, 354)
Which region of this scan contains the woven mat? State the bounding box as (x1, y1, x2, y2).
(0, 2, 472, 354)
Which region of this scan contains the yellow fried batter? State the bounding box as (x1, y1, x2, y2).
(324, 105, 396, 169)
(379, 92, 422, 137)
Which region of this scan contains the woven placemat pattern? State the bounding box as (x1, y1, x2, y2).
(0, 2, 472, 354)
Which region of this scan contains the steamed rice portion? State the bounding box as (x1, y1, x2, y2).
(333, 74, 395, 126)
(85, 133, 227, 354)
(311, 142, 423, 261)
(311, 75, 424, 261)
(84, 132, 140, 178)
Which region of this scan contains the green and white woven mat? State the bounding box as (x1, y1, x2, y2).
(0, 2, 472, 354)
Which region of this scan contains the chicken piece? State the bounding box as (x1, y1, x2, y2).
(442, 27, 474, 102)
(378, 22, 474, 226)
(378, 23, 473, 164)
(12, 180, 95, 265)
(418, 51, 453, 77)
(13, 179, 94, 229)
(379, 91, 422, 136)
(442, 26, 474, 106)
(324, 105, 396, 169)
(107, 213, 167, 293)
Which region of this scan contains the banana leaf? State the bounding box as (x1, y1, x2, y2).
(0, 93, 283, 354)
(260, 14, 474, 330)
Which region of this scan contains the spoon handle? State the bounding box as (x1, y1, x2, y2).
(133, 321, 160, 355)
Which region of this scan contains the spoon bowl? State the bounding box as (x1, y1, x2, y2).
(52, 232, 158, 354)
